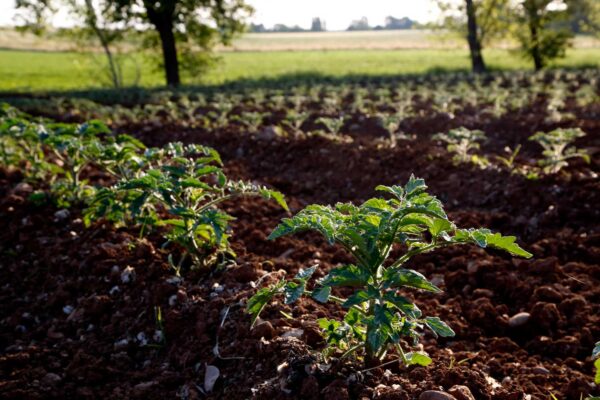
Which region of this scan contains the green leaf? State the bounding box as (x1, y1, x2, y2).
(383, 268, 441, 292)
(343, 290, 370, 308)
(404, 175, 427, 197)
(366, 321, 388, 354)
(247, 285, 281, 327)
(455, 229, 532, 258)
(430, 218, 452, 237)
(376, 184, 404, 200)
(311, 286, 331, 303)
(484, 232, 532, 258)
(405, 351, 432, 366)
(259, 188, 289, 211)
(322, 264, 370, 287)
(295, 265, 317, 281)
(383, 292, 422, 319)
(424, 316, 455, 337)
(595, 358, 600, 384)
(284, 281, 305, 304)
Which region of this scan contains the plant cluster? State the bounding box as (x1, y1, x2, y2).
(248, 176, 532, 366)
(529, 128, 589, 174)
(0, 105, 287, 270)
(433, 127, 486, 165)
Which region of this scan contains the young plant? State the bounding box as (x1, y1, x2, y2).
(282, 111, 310, 134)
(107, 143, 288, 270)
(378, 113, 404, 147)
(495, 145, 522, 171)
(42, 120, 111, 206)
(248, 176, 531, 366)
(433, 127, 486, 164)
(529, 128, 589, 174)
(317, 116, 346, 136)
(0, 113, 54, 179)
(234, 111, 265, 133)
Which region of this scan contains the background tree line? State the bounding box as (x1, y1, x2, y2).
(437, 0, 600, 72)
(14, 0, 600, 88)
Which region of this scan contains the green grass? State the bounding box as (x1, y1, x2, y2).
(1, 48, 599, 92)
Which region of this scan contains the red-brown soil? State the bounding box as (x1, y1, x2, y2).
(1, 90, 599, 400)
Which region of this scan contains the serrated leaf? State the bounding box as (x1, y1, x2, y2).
(383, 292, 422, 319)
(376, 184, 404, 200)
(322, 264, 370, 287)
(383, 268, 441, 292)
(424, 316, 455, 337)
(312, 286, 331, 303)
(295, 265, 318, 281)
(405, 351, 432, 366)
(342, 290, 370, 308)
(404, 175, 426, 197)
(284, 281, 305, 304)
(484, 232, 532, 258)
(247, 285, 281, 327)
(595, 358, 600, 384)
(430, 218, 452, 237)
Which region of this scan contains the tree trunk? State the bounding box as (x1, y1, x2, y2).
(157, 22, 180, 87)
(84, 0, 121, 88)
(529, 20, 543, 70)
(465, 0, 486, 74)
(525, 1, 543, 71)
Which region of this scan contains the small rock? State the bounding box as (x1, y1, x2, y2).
(204, 364, 220, 393)
(54, 209, 70, 221)
(252, 321, 276, 339)
(136, 332, 148, 346)
(153, 330, 164, 343)
(419, 390, 458, 400)
(121, 266, 135, 283)
(133, 381, 157, 396)
(114, 338, 129, 350)
(257, 126, 278, 140)
(508, 312, 530, 328)
(14, 182, 33, 195)
(448, 385, 476, 400)
(473, 289, 494, 298)
(62, 305, 74, 315)
(281, 328, 304, 338)
(41, 372, 62, 386)
(531, 366, 550, 375)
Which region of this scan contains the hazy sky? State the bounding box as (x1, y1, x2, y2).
(0, 0, 442, 30)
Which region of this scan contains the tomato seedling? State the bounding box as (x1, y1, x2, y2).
(248, 176, 531, 366)
(529, 128, 589, 174)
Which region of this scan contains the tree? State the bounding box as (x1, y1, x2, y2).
(70, 0, 126, 87)
(516, 0, 573, 70)
(465, 0, 485, 73)
(311, 17, 325, 32)
(437, 0, 511, 74)
(347, 17, 370, 31)
(564, 0, 600, 35)
(384, 16, 415, 30)
(17, 0, 253, 87)
(113, 0, 252, 86)
(16, 0, 128, 87)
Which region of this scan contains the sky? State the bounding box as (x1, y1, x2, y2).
(0, 0, 442, 31)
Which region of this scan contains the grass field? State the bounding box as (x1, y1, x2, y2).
(1, 29, 599, 92)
